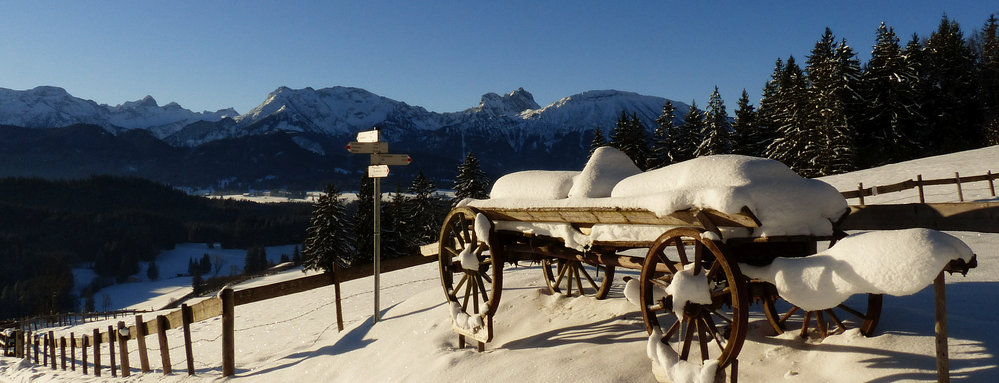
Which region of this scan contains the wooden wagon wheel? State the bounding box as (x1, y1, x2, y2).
(762, 293, 883, 338)
(640, 227, 748, 368)
(438, 206, 503, 349)
(541, 258, 615, 299)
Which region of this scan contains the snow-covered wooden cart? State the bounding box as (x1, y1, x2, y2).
(431, 149, 979, 380)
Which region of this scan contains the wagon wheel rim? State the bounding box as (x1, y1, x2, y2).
(438, 207, 504, 323)
(640, 227, 748, 368)
(541, 258, 615, 299)
(762, 293, 883, 338)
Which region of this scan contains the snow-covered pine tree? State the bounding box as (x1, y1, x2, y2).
(858, 22, 923, 166)
(676, 101, 703, 162)
(918, 15, 984, 154)
(695, 86, 731, 157)
(452, 152, 490, 204)
(766, 56, 820, 177)
(303, 184, 353, 273)
(353, 174, 374, 263)
(731, 89, 758, 156)
(609, 110, 650, 169)
(590, 126, 607, 156)
(406, 171, 442, 249)
(978, 15, 999, 145)
(755, 58, 784, 159)
(803, 28, 859, 176)
(649, 100, 677, 169)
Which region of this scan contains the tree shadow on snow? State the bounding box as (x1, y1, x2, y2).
(240, 313, 382, 377)
(749, 281, 998, 382)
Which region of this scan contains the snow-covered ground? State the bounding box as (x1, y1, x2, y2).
(2, 147, 999, 382)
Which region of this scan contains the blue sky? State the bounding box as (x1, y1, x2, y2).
(1, 1, 996, 114)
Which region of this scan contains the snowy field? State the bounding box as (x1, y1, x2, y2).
(2, 147, 999, 382)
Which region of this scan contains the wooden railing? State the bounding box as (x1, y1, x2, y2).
(841, 170, 997, 204)
(2, 254, 435, 378)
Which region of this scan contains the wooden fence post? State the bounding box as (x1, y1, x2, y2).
(989, 170, 996, 197)
(48, 331, 55, 369)
(182, 304, 195, 375)
(117, 321, 130, 377)
(43, 332, 48, 367)
(92, 328, 101, 377)
(222, 288, 235, 377)
(935, 272, 949, 383)
(60, 336, 66, 370)
(917, 175, 926, 203)
(107, 325, 117, 377)
(157, 315, 172, 375)
(15, 330, 23, 359)
(135, 314, 150, 373)
(955, 172, 964, 202)
(70, 332, 75, 371)
(33, 333, 38, 365)
(857, 183, 865, 205)
(82, 335, 88, 375)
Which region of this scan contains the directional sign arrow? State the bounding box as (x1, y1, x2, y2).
(346, 141, 389, 154)
(356, 129, 380, 143)
(369, 153, 412, 166)
(368, 165, 390, 178)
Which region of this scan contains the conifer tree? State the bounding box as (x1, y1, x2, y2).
(979, 14, 999, 145)
(590, 126, 607, 156)
(755, 58, 784, 158)
(146, 260, 159, 281)
(453, 152, 490, 204)
(859, 22, 923, 166)
(731, 89, 759, 156)
(649, 100, 676, 168)
(804, 29, 859, 175)
(303, 184, 353, 273)
(918, 15, 984, 154)
(353, 174, 374, 263)
(677, 101, 704, 162)
(695, 86, 731, 157)
(766, 56, 819, 176)
(609, 110, 650, 169)
(406, 171, 441, 249)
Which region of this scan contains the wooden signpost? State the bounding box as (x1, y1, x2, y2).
(347, 129, 411, 323)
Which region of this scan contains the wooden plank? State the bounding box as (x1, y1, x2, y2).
(839, 202, 999, 233)
(480, 206, 759, 228)
(190, 297, 223, 323)
(233, 273, 335, 306)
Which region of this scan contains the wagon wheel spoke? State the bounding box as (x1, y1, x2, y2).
(825, 309, 847, 333)
(663, 318, 682, 340)
(674, 237, 689, 265)
(710, 309, 734, 325)
(711, 286, 731, 300)
(566, 264, 575, 296)
(679, 320, 696, 360)
(573, 265, 585, 295)
(697, 318, 711, 361)
(692, 241, 703, 275)
(579, 265, 599, 292)
(476, 275, 489, 309)
(701, 315, 725, 350)
(554, 261, 569, 288)
(472, 275, 480, 314)
(451, 274, 469, 296)
(461, 276, 473, 309)
(779, 306, 800, 326)
(705, 261, 720, 280)
(654, 250, 678, 274)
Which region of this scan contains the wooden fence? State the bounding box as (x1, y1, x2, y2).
(1, 254, 435, 378)
(841, 170, 997, 204)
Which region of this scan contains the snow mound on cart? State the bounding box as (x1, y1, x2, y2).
(741, 228, 975, 310)
(612, 155, 848, 237)
(568, 146, 642, 198)
(490, 170, 579, 199)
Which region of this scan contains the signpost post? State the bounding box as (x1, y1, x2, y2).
(346, 129, 411, 323)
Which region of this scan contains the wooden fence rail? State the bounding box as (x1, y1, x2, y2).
(3, 253, 435, 378)
(841, 170, 997, 204)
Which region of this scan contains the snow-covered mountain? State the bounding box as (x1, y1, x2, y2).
(0, 86, 237, 138)
(0, 85, 687, 190)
